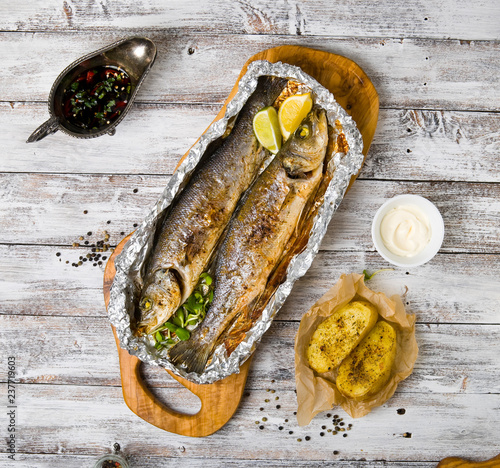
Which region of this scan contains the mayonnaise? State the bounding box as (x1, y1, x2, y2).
(380, 204, 431, 257)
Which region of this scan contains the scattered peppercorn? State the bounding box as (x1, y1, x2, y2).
(397, 408, 406, 415)
(259, 425, 264, 430)
(320, 432, 325, 436)
(333, 450, 339, 455)
(343, 433, 348, 438)
(305, 436, 310, 441)
(133, 188, 138, 193)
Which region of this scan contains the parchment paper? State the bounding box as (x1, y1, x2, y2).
(294, 273, 418, 425)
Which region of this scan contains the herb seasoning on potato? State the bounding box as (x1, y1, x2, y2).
(336, 320, 397, 400)
(306, 301, 378, 373)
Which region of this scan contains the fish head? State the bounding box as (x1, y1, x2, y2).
(282, 107, 328, 177)
(137, 269, 181, 335)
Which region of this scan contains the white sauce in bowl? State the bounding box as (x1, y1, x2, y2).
(380, 204, 432, 258)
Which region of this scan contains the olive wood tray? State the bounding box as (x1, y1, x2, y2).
(103, 45, 379, 437)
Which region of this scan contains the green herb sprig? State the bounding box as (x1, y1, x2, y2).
(363, 268, 394, 281)
(152, 273, 214, 350)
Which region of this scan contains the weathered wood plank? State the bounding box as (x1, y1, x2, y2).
(0, 175, 498, 253)
(0, 315, 498, 394)
(2, 0, 499, 41)
(1, 383, 498, 461)
(1, 244, 499, 324)
(0, 453, 438, 468)
(2, 102, 499, 183)
(2, 33, 499, 111)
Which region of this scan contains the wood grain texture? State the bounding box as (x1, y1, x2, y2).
(1, 175, 499, 253)
(2, 383, 499, 462)
(2, 103, 499, 183)
(2, 33, 500, 111)
(0, 454, 443, 468)
(1, 245, 499, 324)
(3, 0, 500, 41)
(437, 454, 500, 468)
(1, 314, 499, 395)
(0, 0, 499, 463)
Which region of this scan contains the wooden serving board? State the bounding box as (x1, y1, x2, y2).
(103, 45, 379, 437)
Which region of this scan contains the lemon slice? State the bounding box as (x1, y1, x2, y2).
(253, 106, 282, 154)
(278, 93, 313, 140)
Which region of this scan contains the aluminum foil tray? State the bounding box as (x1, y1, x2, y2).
(107, 60, 364, 384)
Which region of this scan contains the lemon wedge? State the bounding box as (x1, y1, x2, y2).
(278, 93, 313, 140)
(253, 106, 282, 154)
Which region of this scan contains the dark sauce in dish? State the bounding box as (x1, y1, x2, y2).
(62, 66, 132, 130)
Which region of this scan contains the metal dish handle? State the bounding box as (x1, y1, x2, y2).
(26, 116, 60, 143)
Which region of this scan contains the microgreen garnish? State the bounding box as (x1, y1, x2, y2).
(152, 272, 214, 350)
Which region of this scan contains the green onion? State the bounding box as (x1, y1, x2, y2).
(151, 272, 214, 351)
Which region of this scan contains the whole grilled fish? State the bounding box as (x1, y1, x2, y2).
(137, 76, 287, 335)
(169, 107, 329, 373)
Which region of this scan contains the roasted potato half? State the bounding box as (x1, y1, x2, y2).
(306, 301, 378, 373)
(336, 320, 397, 400)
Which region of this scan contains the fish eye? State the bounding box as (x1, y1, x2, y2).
(140, 297, 153, 311)
(296, 125, 310, 139)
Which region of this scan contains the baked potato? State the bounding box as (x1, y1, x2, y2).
(306, 301, 378, 373)
(336, 320, 397, 400)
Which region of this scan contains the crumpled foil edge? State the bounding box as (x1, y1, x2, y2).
(107, 60, 365, 384)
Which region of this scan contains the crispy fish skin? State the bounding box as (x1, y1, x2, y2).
(169, 108, 329, 373)
(137, 76, 287, 336)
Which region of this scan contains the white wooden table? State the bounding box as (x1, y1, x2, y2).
(1, 1, 499, 467)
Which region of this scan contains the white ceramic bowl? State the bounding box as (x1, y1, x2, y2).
(371, 194, 445, 268)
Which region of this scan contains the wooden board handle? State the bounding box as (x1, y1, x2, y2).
(437, 454, 500, 467)
(104, 234, 251, 437)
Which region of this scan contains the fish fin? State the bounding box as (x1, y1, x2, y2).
(168, 340, 213, 374)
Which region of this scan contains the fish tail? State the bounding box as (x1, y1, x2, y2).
(168, 339, 213, 374)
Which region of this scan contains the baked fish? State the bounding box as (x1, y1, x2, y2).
(169, 107, 329, 373)
(136, 76, 287, 335)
